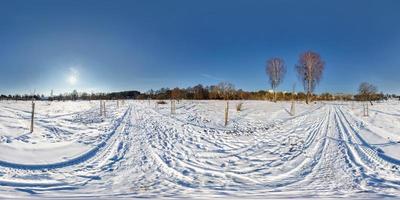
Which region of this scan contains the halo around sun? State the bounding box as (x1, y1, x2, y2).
(67, 68, 79, 86)
(68, 75, 77, 85)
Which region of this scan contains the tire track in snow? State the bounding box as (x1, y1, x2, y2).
(0, 105, 134, 193)
(333, 106, 400, 194)
(131, 102, 334, 194)
(0, 106, 132, 170)
(2, 101, 400, 198)
(288, 105, 362, 196)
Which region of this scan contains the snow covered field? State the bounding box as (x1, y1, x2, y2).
(0, 100, 399, 199)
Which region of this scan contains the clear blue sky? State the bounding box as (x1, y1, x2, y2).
(0, 0, 399, 95)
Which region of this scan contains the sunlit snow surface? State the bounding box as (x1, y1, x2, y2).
(0, 100, 399, 199)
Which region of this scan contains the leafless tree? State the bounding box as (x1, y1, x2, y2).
(217, 82, 235, 100)
(266, 57, 286, 102)
(358, 82, 377, 105)
(171, 88, 182, 100)
(296, 51, 325, 104)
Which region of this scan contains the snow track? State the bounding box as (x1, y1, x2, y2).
(0, 106, 131, 170)
(0, 100, 399, 198)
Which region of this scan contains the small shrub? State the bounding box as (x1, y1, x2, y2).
(236, 102, 243, 111)
(156, 100, 167, 105)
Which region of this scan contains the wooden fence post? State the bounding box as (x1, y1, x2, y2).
(363, 102, 369, 117)
(224, 101, 229, 126)
(290, 84, 296, 116)
(171, 100, 176, 114)
(363, 103, 365, 116)
(290, 100, 295, 116)
(30, 101, 35, 133)
(100, 100, 103, 116)
(103, 101, 106, 117)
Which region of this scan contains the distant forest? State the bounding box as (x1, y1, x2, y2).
(0, 82, 397, 102)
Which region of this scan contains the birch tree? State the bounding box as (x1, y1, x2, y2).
(295, 51, 325, 104)
(266, 57, 286, 102)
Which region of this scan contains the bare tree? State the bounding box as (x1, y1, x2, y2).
(296, 51, 325, 104)
(171, 88, 182, 100)
(358, 82, 377, 105)
(217, 82, 235, 100)
(266, 57, 286, 102)
(193, 84, 208, 100)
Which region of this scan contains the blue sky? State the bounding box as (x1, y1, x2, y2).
(0, 0, 399, 95)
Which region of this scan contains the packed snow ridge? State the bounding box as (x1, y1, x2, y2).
(0, 100, 399, 199)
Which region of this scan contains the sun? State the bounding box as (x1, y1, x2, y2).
(68, 75, 77, 85)
(67, 67, 79, 85)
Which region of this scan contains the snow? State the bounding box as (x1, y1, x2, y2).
(0, 100, 399, 198)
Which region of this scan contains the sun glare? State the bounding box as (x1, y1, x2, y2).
(68, 75, 77, 85)
(67, 67, 79, 85)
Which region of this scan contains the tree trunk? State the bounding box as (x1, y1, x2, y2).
(306, 77, 312, 104)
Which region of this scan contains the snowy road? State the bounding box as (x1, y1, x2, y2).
(0, 100, 399, 198)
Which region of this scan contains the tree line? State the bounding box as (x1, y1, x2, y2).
(0, 90, 140, 101)
(0, 83, 394, 102)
